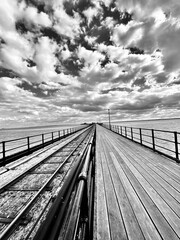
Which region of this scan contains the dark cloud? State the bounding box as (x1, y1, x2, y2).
(73, 104, 102, 112)
(101, 87, 132, 94)
(25, 59, 36, 67)
(63, 0, 94, 17)
(0, 38, 6, 45)
(154, 72, 168, 84)
(162, 93, 180, 108)
(16, 20, 29, 34)
(41, 27, 62, 44)
(63, 1, 74, 17)
(91, 26, 113, 45)
(100, 53, 110, 68)
(0, 67, 19, 78)
(76, 0, 94, 12)
(17, 80, 60, 98)
(59, 55, 85, 76)
(112, 70, 140, 84)
(100, 1, 133, 25)
(132, 77, 150, 91)
(128, 47, 144, 55)
(114, 95, 161, 111)
(169, 80, 180, 86)
(23, 0, 53, 14)
(15, 19, 40, 34)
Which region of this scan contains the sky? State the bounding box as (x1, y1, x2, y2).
(1, 0, 180, 128)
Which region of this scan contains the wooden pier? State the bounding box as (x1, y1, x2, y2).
(1, 124, 180, 239)
(94, 124, 180, 240)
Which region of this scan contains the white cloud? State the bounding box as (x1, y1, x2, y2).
(78, 46, 104, 67)
(83, 7, 98, 25)
(21, 6, 52, 27)
(54, 8, 81, 39)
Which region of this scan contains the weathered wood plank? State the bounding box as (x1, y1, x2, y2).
(100, 150, 127, 240)
(101, 140, 145, 240)
(109, 152, 162, 240)
(95, 125, 180, 240)
(108, 146, 179, 240)
(95, 136, 111, 240)
(113, 144, 180, 237)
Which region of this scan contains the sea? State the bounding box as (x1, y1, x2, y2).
(113, 118, 180, 132)
(0, 119, 180, 159)
(0, 124, 80, 143)
(111, 118, 180, 159)
(0, 118, 180, 142)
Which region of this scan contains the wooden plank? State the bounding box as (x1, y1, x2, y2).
(108, 151, 162, 240)
(95, 137, 111, 240)
(112, 144, 180, 238)
(95, 125, 180, 240)
(105, 147, 179, 240)
(101, 140, 145, 240)
(103, 129, 180, 186)
(100, 151, 128, 240)
(100, 131, 179, 240)
(115, 139, 180, 202)
(129, 150, 180, 201)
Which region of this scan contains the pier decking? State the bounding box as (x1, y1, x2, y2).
(94, 124, 180, 240)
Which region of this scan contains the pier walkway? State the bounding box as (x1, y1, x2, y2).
(94, 124, 180, 240)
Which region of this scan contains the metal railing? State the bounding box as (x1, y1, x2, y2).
(0, 125, 89, 166)
(33, 126, 95, 240)
(103, 124, 180, 163)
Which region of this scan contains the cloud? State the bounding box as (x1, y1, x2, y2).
(1, 0, 180, 127)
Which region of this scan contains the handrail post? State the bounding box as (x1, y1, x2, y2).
(58, 131, 60, 140)
(2, 141, 5, 163)
(131, 127, 133, 140)
(27, 137, 30, 152)
(125, 127, 127, 137)
(152, 129, 155, 151)
(42, 134, 44, 147)
(174, 132, 179, 162)
(52, 132, 53, 143)
(63, 129, 65, 136)
(139, 128, 142, 145)
(120, 126, 122, 135)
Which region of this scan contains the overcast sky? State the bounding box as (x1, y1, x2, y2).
(1, 0, 180, 127)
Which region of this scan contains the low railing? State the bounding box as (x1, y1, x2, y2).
(103, 124, 180, 163)
(0, 125, 89, 166)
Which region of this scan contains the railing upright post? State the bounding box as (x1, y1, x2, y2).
(2, 141, 5, 162)
(125, 127, 127, 137)
(42, 134, 44, 147)
(121, 126, 122, 135)
(27, 137, 30, 152)
(58, 131, 60, 140)
(174, 132, 179, 162)
(139, 128, 142, 145)
(131, 127, 133, 140)
(52, 132, 53, 143)
(63, 129, 65, 136)
(152, 129, 155, 151)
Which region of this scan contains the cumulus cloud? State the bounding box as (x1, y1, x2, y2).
(1, 0, 180, 127)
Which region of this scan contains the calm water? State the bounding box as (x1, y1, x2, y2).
(0, 119, 180, 159)
(112, 118, 180, 159)
(114, 118, 180, 132)
(0, 124, 80, 143)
